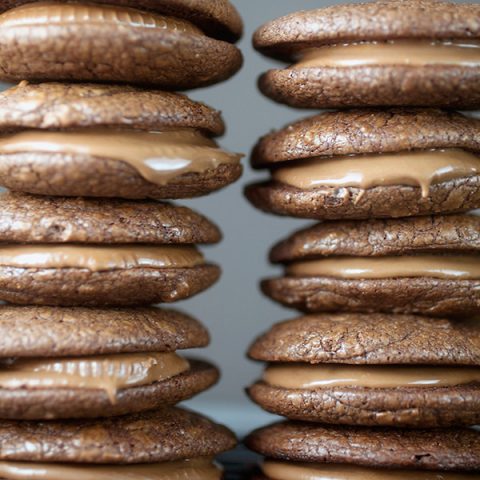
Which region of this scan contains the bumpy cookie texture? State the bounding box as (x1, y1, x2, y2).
(248, 314, 480, 365)
(246, 421, 480, 470)
(0, 264, 220, 307)
(0, 306, 209, 357)
(251, 109, 480, 167)
(270, 215, 480, 262)
(0, 359, 219, 420)
(0, 407, 237, 463)
(0, 193, 221, 244)
(261, 276, 480, 317)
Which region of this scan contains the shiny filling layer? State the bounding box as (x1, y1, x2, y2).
(0, 2, 203, 34)
(295, 40, 480, 68)
(272, 149, 480, 198)
(0, 352, 189, 403)
(262, 461, 477, 480)
(0, 244, 204, 272)
(263, 364, 480, 390)
(0, 128, 242, 186)
(0, 458, 221, 480)
(287, 255, 480, 280)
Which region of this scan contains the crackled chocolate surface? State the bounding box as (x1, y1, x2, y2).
(246, 421, 480, 470)
(0, 407, 237, 463)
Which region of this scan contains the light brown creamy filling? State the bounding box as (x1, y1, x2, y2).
(0, 129, 242, 186)
(286, 255, 480, 280)
(0, 2, 203, 34)
(0, 352, 189, 403)
(0, 244, 204, 271)
(295, 40, 480, 68)
(263, 364, 480, 390)
(272, 149, 480, 198)
(0, 458, 221, 480)
(262, 461, 478, 480)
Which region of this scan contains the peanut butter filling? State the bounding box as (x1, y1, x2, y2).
(262, 461, 476, 480)
(0, 244, 204, 271)
(272, 149, 480, 197)
(0, 2, 203, 34)
(0, 458, 221, 480)
(287, 255, 480, 280)
(263, 364, 480, 390)
(295, 40, 480, 68)
(0, 128, 242, 186)
(0, 352, 189, 403)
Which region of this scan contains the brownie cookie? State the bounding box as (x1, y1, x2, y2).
(0, 1, 242, 87)
(0, 407, 236, 478)
(0, 304, 218, 419)
(0, 192, 221, 306)
(0, 82, 243, 199)
(247, 421, 480, 478)
(247, 313, 480, 427)
(246, 109, 480, 220)
(262, 214, 480, 317)
(253, 0, 480, 109)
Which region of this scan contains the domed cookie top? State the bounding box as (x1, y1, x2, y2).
(253, 0, 480, 109)
(0, 1, 243, 87)
(0, 83, 243, 199)
(246, 109, 480, 220)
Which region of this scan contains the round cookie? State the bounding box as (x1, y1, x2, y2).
(0, 1, 242, 87)
(247, 313, 480, 427)
(0, 305, 218, 419)
(262, 215, 480, 317)
(246, 422, 480, 475)
(0, 82, 243, 199)
(0, 192, 221, 306)
(253, 0, 480, 109)
(246, 109, 480, 220)
(0, 407, 236, 478)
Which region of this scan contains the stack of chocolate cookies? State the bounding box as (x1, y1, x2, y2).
(246, 0, 480, 478)
(0, 1, 243, 478)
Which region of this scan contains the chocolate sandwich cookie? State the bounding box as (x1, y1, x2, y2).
(262, 215, 480, 317)
(253, 0, 480, 109)
(0, 305, 218, 419)
(248, 313, 480, 427)
(247, 422, 480, 479)
(0, 82, 243, 199)
(0, 407, 236, 478)
(0, 192, 221, 306)
(246, 109, 480, 220)
(0, 0, 242, 87)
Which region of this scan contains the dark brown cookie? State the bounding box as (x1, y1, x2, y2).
(254, 0, 480, 108)
(246, 109, 480, 220)
(0, 83, 243, 199)
(246, 421, 480, 471)
(0, 407, 237, 463)
(0, 3, 242, 87)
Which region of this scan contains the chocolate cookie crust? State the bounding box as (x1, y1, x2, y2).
(0, 407, 237, 463)
(248, 314, 480, 366)
(0, 359, 218, 420)
(246, 421, 480, 470)
(0, 193, 221, 244)
(0, 306, 209, 358)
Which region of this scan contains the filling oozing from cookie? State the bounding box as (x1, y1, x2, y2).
(271, 149, 480, 197)
(0, 2, 204, 35)
(262, 461, 476, 480)
(286, 255, 480, 279)
(0, 244, 205, 271)
(0, 128, 242, 186)
(0, 458, 222, 480)
(262, 364, 480, 390)
(295, 39, 480, 68)
(0, 352, 189, 403)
